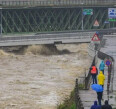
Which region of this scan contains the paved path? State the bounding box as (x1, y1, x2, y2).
(79, 34, 116, 109)
(79, 58, 108, 109)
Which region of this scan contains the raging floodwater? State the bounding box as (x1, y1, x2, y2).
(0, 43, 91, 109)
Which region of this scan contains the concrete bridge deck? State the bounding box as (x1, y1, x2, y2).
(0, 32, 95, 47)
(0, 28, 115, 47)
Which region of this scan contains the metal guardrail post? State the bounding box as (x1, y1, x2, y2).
(0, 8, 2, 37)
(111, 59, 114, 93)
(75, 79, 78, 109)
(85, 77, 87, 89)
(75, 78, 84, 109)
(107, 65, 110, 101)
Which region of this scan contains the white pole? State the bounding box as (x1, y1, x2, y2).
(0, 8, 2, 37)
(81, 3, 84, 30)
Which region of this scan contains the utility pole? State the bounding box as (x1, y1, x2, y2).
(0, 8, 2, 37)
(81, 3, 84, 30)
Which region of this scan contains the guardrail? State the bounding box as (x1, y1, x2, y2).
(0, 32, 93, 42)
(0, 32, 94, 41)
(85, 31, 103, 90)
(75, 52, 97, 109)
(0, 31, 94, 46)
(1, 0, 116, 7)
(84, 56, 96, 89)
(35, 28, 116, 35)
(97, 51, 114, 98)
(1, 28, 116, 41)
(75, 79, 84, 109)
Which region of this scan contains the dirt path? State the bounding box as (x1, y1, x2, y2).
(0, 43, 91, 109)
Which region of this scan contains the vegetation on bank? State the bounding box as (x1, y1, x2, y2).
(57, 90, 76, 109)
(57, 83, 85, 109)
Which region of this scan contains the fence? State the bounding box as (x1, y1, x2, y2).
(1, 0, 116, 7)
(97, 51, 114, 99)
(85, 31, 101, 89)
(75, 79, 84, 109)
(74, 56, 97, 109)
(74, 44, 98, 108)
(84, 56, 96, 89)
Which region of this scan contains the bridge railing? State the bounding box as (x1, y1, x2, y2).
(0, 31, 94, 42)
(0, 0, 116, 7)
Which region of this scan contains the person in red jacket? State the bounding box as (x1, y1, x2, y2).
(90, 66, 98, 84)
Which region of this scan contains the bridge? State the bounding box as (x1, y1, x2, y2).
(0, 0, 115, 47)
(0, 28, 115, 47)
(0, 1, 116, 109)
(0, 0, 116, 36)
(0, 1, 115, 46)
(0, 31, 95, 46)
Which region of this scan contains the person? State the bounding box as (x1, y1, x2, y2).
(99, 60, 105, 74)
(97, 71, 105, 87)
(96, 105, 101, 109)
(97, 92, 103, 106)
(90, 66, 98, 84)
(90, 101, 101, 109)
(101, 100, 112, 109)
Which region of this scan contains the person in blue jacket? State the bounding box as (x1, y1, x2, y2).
(90, 101, 101, 109)
(99, 60, 105, 74)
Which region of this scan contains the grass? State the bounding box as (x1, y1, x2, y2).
(78, 83, 85, 90)
(110, 96, 113, 98)
(57, 90, 76, 109)
(57, 83, 85, 109)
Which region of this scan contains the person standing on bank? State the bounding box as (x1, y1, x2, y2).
(90, 66, 98, 84)
(97, 91, 103, 106)
(90, 101, 101, 109)
(101, 100, 112, 109)
(97, 71, 105, 88)
(99, 60, 105, 74)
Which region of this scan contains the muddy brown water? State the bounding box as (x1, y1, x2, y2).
(0, 43, 91, 109)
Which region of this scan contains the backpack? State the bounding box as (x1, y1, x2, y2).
(91, 66, 97, 74)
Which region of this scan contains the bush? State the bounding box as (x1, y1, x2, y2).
(57, 90, 76, 109)
(78, 84, 85, 90)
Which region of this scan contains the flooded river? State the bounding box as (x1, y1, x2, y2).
(0, 43, 91, 109)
